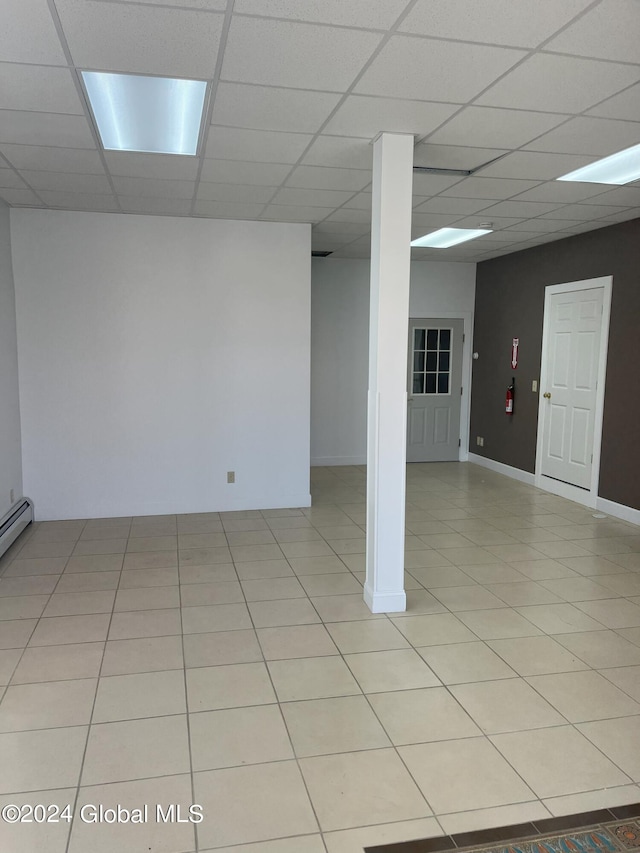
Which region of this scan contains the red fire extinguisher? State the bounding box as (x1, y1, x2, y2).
(505, 379, 514, 415)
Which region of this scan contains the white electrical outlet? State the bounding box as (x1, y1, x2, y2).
(476, 437, 484, 447)
(532, 380, 538, 392)
(227, 471, 235, 484)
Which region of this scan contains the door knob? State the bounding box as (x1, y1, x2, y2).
(543, 392, 551, 399)
(408, 397, 414, 402)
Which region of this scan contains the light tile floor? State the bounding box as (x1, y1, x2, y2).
(1, 463, 640, 853)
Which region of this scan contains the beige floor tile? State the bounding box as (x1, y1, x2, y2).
(575, 598, 640, 628)
(82, 714, 190, 785)
(108, 608, 181, 640)
(19, 542, 76, 559)
(419, 533, 476, 549)
(0, 619, 38, 649)
(80, 524, 130, 540)
(93, 670, 186, 722)
(404, 550, 454, 570)
(432, 585, 508, 611)
(272, 528, 322, 543)
(326, 538, 365, 555)
(0, 788, 75, 853)
(527, 670, 640, 722)
(311, 594, 384, 623)
(66, 554, 124, 573)
(578, 716, 640, 781)
(456, 608, 543, 640)
(283, 695, 389, 757)
(187, 662, 276, 711)
(323, 819, 441, 853)
(11, 642, 104, 684)
(600, 665, 640, 702)
(392, 613, 478, 646)
(300, 748, 430, 831)
(369, 686, 480, 745)
(459, 563, 530, 584)
(29, 614, 111, 646)
(178, 546, 231, 566)
(491, 725, 632, 798)
(177, 532, 228, 549)
(0, 575, 58, 597)
(181, 602, 252, 633)
(279, 541, 333, 559)
(327, 620, 410, 654)
(542, 784, 640, 818)
(486, 582, 562, 606)
(125, 536, 176, 553)
(190, 704, 293, 770)
(179, 563, 237, 583)
(222, 518, 270, 533)
(249, 598, 320, 628)
(55, 571, 120, 593)
(402, 590, 447, 614)
(209, 836, 325, 853)
(559, 555, 622, 576)
(399, 737, 535, 813)
(43, 590, 116, 617)
(0, 595, 49, 621)
(596, 574, 640, 596)
(515, 603, 605, 634)
(183, 629, 262, 668)
(268, 656, 361, 701)
(407, 565, 473, 588)
(101, 635, 184, 676)
(486, 544, 548, 562)
(450, 678, 566, 734)
(235, 559, 294, 580)
(226, 530, 278, 546)
(619, 627, 640, 647)
(0, 726, 87, 793)
(2, 557, 68, 577)
(115, 586, 179, 612)
(345, 649, 440, 693)
(118, 568, 178, 588)
(122, 552, 177, 570)
(508, 559, 578, 580)
(231, 544, 286, 563)
(257, 624, 337, 659)
(180, 580, 245, 606)
(73, 539, 127, 556)
(533, 541, 592, 559)
(68, 775, 195, 853)
(487, 635, 589, 677)
(556, 630, 640, 668)
(440, 802, 551, 835)
(437, 547, 500, 566)
(299, 574, 362, 597)
(241, 577, 306, 601)
(418, 641, 516, 684)
(538, 577, 615, 602)
(194, 761, 317, 848)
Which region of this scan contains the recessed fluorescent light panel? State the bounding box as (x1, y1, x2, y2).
(557, 143, 640, 185)
(411, 227, 492, 248)
(81, 72, 207, 155)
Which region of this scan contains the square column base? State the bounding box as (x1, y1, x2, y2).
(364, 583, 407, 614)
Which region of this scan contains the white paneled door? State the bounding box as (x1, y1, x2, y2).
(407, 318, 463, 463)
(540, 286, 604, 490)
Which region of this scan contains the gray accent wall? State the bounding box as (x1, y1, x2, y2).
(471, 217, 640, 511)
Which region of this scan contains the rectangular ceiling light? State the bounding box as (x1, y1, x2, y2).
(411, 227, 492, 248)
(81, 71, 207, 156)
(556, 142, 640, 185)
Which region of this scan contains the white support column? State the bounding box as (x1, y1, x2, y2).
(364, 132, 414, 614)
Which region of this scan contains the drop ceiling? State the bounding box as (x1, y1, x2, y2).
(1, 0, 639, 262)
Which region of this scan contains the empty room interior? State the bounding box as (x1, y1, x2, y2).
(2, 1, 640, 852)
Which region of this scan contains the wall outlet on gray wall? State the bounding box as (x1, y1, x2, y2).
(227, 471, 235, 484)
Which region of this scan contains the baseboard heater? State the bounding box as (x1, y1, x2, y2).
(0, 498, 34, 560)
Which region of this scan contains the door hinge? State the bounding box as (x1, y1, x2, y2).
(458, 439, 461, 447)
(463, 333, 466, 342)
(591, 453, 593, 463)
(460, 386, 463, 395)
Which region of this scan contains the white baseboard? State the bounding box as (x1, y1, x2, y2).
(596, 496, 640, 526)
(363, 583, 406, 614)
(311, 456, 367, 467)
(467, 453, 536, 486)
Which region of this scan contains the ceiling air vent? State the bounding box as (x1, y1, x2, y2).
(311, 251, 333, 257)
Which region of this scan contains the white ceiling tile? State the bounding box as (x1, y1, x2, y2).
(453, 216, 525, 229)
(302, 136, 373, 170)
(544, 0, 640, 64)
(112, 177, 196, 199)
(524, 116, 640, 156)
(286, 166, 370, 191)
(196, 183, 276, 203)
(414, 145, 509, 171)
(118, 197, 193, 215)
(212, 83, 341, 134)
(478, 151, 599, 180)
(477, 53, 640, 113)
(478, 200, 566, 217)
(233, 0, 411, 28)
(355, 36, 525, 102)
(412, 212, 461, 228)
(0, 111, 95, 148)
(323, 95, 459, 138)
(104, 152, 200, 180)
(541, 203, 628, 219)
(313, 222, 371, 235)
(0, 187, 44, 205)
(505, 218, 584, 232)
(200, 160, 292, 185)
(55, 0, 224, 77)
(221, 17, 382, 91)
(425, 107, 569, 150)
(411, 174, 465, 195)
(205, 127, 313, 163)
(414, 197, 500, 214)
(442, 177, 541, 199)
(271, 187, 355, 207)
(1, 0, 67, 65)
(0, 64, 84, 115)
(598, 207, 640, 222)
(587, 83, 640, 121)
(399, 0, 593, 48)
(579, 185, 640, 207)
(261, 205, 334, 222)
(1, 145, 105, 174)
(194, 200, 266, 218)
(323, 209, 372, 223)
(0, 169, 27, 189)
(510, 181, 610, 204)
(37, 190, 118, 211)
(19, 171, 111, 194)
(343, 192, 372, 210)
(116, 0, 227, 7)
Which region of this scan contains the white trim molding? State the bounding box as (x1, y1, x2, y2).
(468, 453, 536, 485)
(535, 276, 613, 508)
(596, 496, 640, 527)
(311, 457, 366, 467)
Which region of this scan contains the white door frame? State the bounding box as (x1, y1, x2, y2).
(535, 276, 613, 507)
(409, 310, 474, 462)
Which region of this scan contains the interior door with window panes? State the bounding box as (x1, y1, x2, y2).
(406, 318, 464, 462)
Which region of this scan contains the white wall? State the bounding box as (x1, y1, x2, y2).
(311, 257, 476, 465)
(11, 210, 311, 520)
(0, 201, 22, 517)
